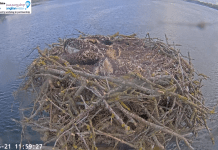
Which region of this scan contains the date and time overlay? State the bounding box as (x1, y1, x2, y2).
(0, 144, 42, 149)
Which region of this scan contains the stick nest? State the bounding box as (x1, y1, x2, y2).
(15, 32, 215, 150)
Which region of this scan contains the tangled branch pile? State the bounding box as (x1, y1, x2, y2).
(16, 33, 215, 150)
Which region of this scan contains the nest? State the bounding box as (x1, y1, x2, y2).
(14, 32, 215, 150)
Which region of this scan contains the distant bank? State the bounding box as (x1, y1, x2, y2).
(184, 0, 218, 10)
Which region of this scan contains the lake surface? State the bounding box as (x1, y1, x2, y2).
(0, 0, 218, 149)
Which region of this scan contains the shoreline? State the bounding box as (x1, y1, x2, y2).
(184, 0, 218, 10)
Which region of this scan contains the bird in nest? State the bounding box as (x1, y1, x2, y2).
(93, 57, 113, 76)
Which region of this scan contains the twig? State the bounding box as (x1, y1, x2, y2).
(103, 99, 128, 129)
(80, 95, 89, 109)
(115, 102, 194, 150)
(95, 129, 136, 148)
(152, 134, 165, 150)
(75, 125, 90, 150)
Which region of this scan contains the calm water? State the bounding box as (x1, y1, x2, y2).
(0, 0, 218, 149)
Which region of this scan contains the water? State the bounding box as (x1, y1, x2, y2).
(0, 0, 218, 149)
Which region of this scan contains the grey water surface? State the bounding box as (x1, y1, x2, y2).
(0, 0, 218, 149)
